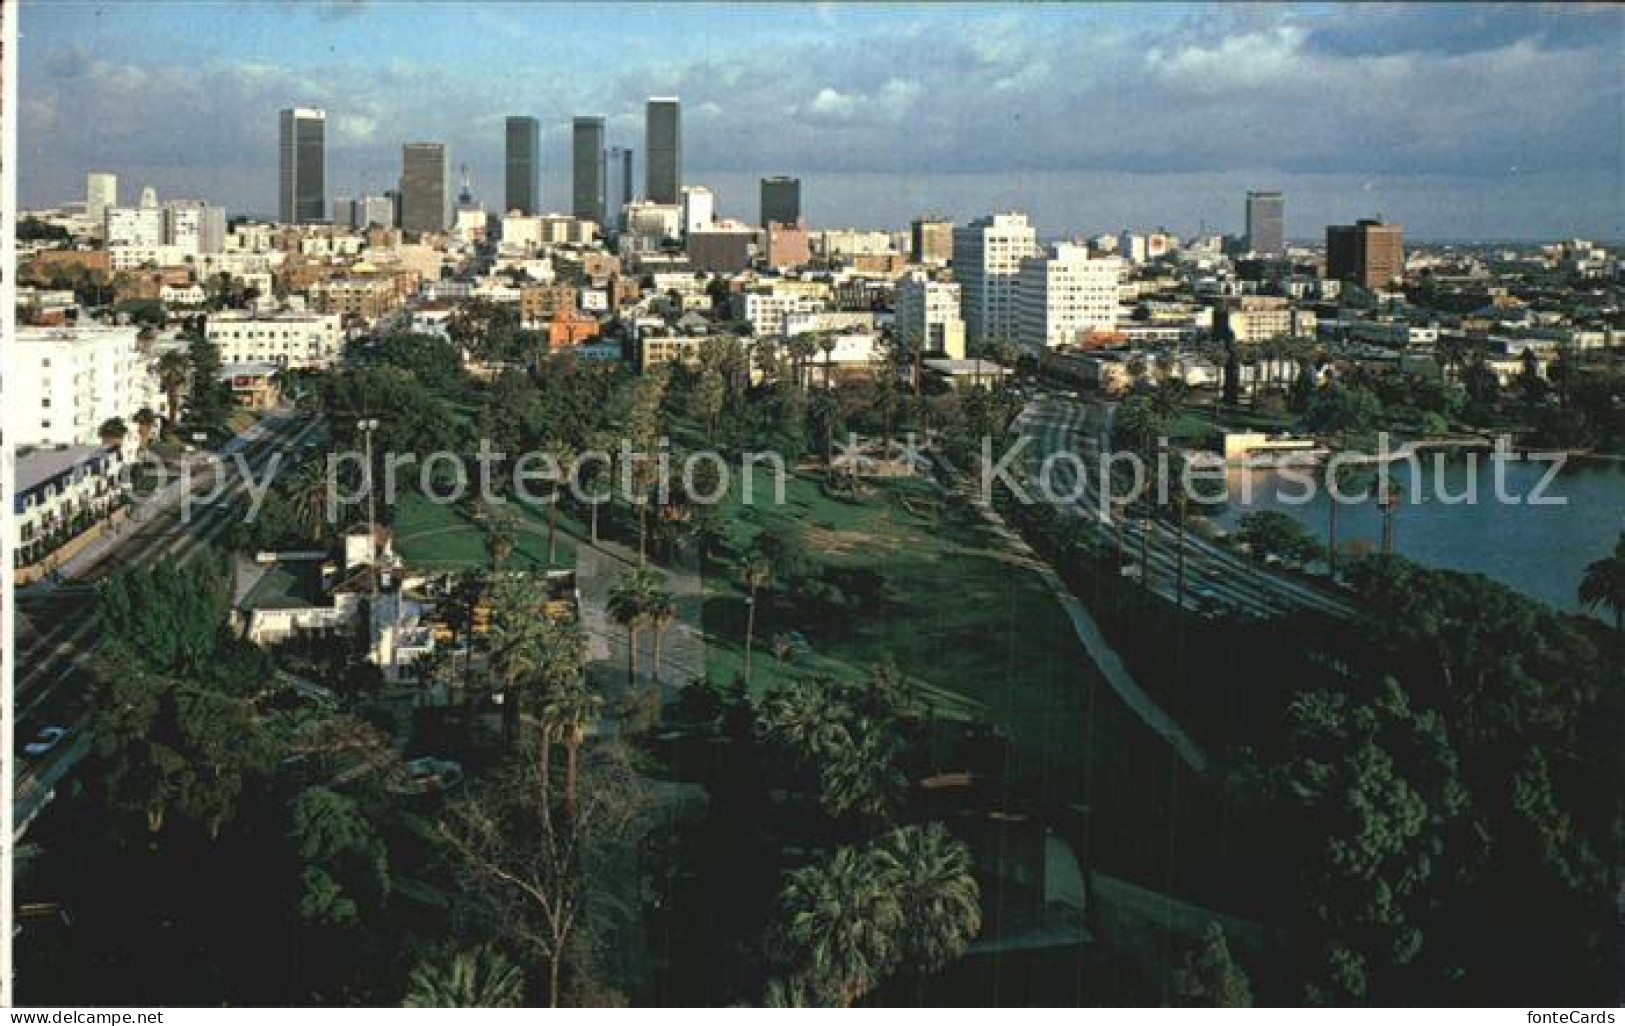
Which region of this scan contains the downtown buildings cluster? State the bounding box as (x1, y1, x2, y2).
(11, 96, 1623, 582)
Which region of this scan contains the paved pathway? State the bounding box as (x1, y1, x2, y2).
(572, 533, 708, 707)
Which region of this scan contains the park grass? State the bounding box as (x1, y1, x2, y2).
(699, 467, 1202, 830)
(393, 490, 577, 572)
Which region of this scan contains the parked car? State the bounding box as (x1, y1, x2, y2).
(23, 726, 67, 757)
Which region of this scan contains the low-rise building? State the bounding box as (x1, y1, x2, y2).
(13, 444, 130, 578)
(206, 311, 343, 368)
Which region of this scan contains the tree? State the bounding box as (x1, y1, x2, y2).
(1322, 461, 1366, 577)
(1169, 923, 1253, 1007)
(487, 573, 552, 740)
(98, 555, 236, 676)
(539, 678, 602, 819)
(403, 947, 526, 1008)
(292, 785, 389, 928)
(132, 407, 159, 450)
(741, 556, 772, 683)
(181, 333, 232, 441)
(156, 349, 192, 436)
(870, 824, 981, 974)
(1578, 533, 1625, 634)
(1237, 510, 1322, 565)
(1277, 678, 1472, 1003)
(98, 417, 129, 448)
(778, 845, 903, 1007)
(441, 736, 646, 1007)
(607, 568, 657, 689)
(484, 503, 518, 569)
(644, 590, 678, 691)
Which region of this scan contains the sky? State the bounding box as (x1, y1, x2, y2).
(17, 1, 1625, 241)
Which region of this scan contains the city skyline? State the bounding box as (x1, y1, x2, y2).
(16, 2, 1623, 240)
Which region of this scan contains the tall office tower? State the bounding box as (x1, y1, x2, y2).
(572, 116, 606, 225)
(332, 196, 357, 228)
(910, 216, 954, 265)
(1245, 190, 1285, 256)
(681, 185, 714, 236)
(604, 146, 635, 231)
(279, 108, 327, 224)
(953, 212, 1038, 347)
(505, 115, 540, 215)
(360, 195, 395, 230)
(138, 186, 158, 208)
(645, 97, 681, 204)
(1326, 219, 1405, 291)
(86, 172, 118, 227)
(400, 142, 448, 235)
(760, 175, 801, 228)
(1016, 244, 1123, 351)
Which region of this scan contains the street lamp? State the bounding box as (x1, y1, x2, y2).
(356, 417, 381, 606)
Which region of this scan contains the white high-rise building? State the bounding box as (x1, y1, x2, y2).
(13, 326, 156, 448)
(164, 201, 226, 255)
(681, 186, 714, 237)
(1017, 244, 1123, 351)
(893, 272, 966, 360)
(953, 212, 1037, 347)
(86, 172, 118, 228)
(139, 185, 158, 209)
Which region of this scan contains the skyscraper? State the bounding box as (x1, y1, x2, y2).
(1326, 219, 1405, 291)
(505, 116, 540, 215)
(954, 212, 1038, 347)
(86, 172, 118, 228)
(572, 117, 606, 225)
(278, 108, 327, 224)
(400, 142, 447, 235)
(1245, 190, 1285, 255)
(645, 97, 681, 204)
(760, 176, 801, 228)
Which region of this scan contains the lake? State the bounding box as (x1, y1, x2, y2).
(1214, 453, 1625, 615)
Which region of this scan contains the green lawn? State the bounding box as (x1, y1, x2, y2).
(393, 490, 576, 571)
(699, 468, 1197, 825)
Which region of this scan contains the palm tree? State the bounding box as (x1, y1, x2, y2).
(488, 574, 549, 740)
(645, 590, 678, 692)
(607, 568, 657, 689)
(539, 678, 602, 818)
(156, 349, 191, 436)
(98, 417, 129, 449)
(741, 555, 773, 683)
(780, 845, 903, 1007)
(1579, 534, 1625, 635)
(1322, 460, 1365, 577)
(1374, 468, 1405, 555)
(871, 823, 981, 975)
(543, 438, 575, 567)
(403, 946, 525, 1008)
(286, 457, 335, 541)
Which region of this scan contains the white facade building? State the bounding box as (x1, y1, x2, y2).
(165, 201, 227, 255)
(205, 312, 344, 369)
(681, 186, 715, 237)
(86, 172, 118, 229)
(1017, 244, 1123, 351)
(954, 212, 1037, 347)
(13, 327, 154, 448)
(105, 206, 165, 248)
(893, 273, 966, 359)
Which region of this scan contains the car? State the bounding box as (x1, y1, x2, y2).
(24, 727, 67, 757)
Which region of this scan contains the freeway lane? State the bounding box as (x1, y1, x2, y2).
(14, 410, 324, 835)
(1011, 395, 1360, 623)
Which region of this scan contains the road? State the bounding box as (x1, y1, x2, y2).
(1012, 395, 1360, 623)
(14, 410, 323, 836)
